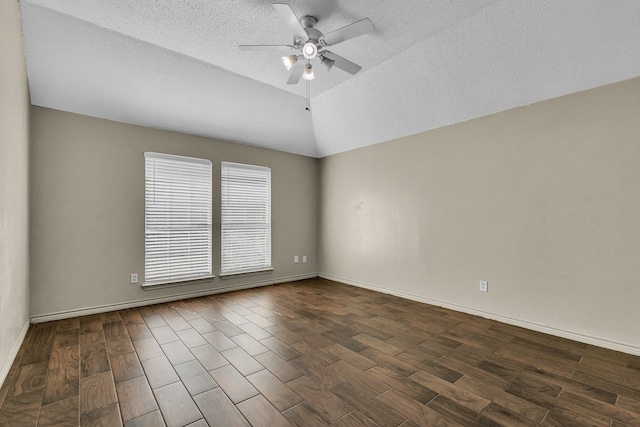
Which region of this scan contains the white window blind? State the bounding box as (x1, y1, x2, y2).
(221, 161, 271, 275)
(145, 152, 212, 285)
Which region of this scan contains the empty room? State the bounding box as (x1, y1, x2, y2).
(2, 0, 640, 426)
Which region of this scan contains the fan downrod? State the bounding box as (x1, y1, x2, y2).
(300, 15, 317, 28)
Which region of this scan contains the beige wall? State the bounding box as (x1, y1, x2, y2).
(319, 77, 640, 355)
(30, 107, 318, 318)
(0, 0, 31, 383)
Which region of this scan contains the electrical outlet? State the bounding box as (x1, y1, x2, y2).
(294, 255, 299, 263)
(303, 256, 307, 263)
(479, 280, 488, 292)
(131, 273, 138, 284)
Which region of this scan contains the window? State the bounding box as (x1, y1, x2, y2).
(221, 161, 271, 275)
(145, 152, 212, 285)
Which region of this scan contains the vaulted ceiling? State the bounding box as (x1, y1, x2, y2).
(19, 1, 640, 158)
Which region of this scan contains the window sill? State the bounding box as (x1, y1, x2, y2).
(142, 275, 215, 289)
(219, 267, 274, 279)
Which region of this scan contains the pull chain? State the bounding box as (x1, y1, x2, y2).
(305, 77, 311, 112)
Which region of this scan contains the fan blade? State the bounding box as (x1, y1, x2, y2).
(239, 44, 295, 51)
(323, 18, 374, 46)
(272, 3, 307, 39)
(321, 51, 362, 75)
(287, 60, 305, 84)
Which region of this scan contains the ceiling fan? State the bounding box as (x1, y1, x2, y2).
(239, 3, 374, 85)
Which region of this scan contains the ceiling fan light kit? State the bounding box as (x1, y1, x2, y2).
(281, 54, 297, 70)
(321, 56, 335, 72)
(302, 64, 315, 81)
(239, 2, 374, 87)
(302, 42, 318, 59)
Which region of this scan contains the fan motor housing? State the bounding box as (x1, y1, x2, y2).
(305, 27, 323, 43)
(300, 15, 322, 46)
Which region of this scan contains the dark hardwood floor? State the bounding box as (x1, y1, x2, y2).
(1, 278, 639, 426)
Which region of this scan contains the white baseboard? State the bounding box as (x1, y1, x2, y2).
(0, 319, 30, 388)
(319, 273, 640, 357)
(31, 273, 318, 324)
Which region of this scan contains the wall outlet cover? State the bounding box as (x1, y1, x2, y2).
(479, 280, 488, 292)
(131, 273, 138, 284)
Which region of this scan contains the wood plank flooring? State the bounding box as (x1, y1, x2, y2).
(1, 278, 639, 426)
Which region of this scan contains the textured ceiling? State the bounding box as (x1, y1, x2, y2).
(19, 0, 640, 158)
